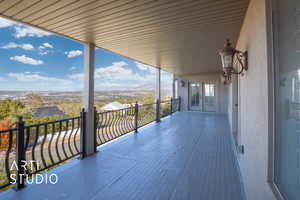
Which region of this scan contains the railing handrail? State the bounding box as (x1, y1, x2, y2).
(24, 116, 81, 128)
(139, 103, 156, 107)
(97, 106, 134, 114)
(0, 128, 17, 134)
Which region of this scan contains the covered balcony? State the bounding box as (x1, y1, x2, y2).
(1, 112, 244, 200)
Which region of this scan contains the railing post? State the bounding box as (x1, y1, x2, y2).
(80, 108, 86, 159)
(94, 107, 97, 153)
(15, 116, 25, 190)
(134, 102, 138, 132)
(178, 97, 181, 111)
(156, 99, 160, 122)
(170, 98, 173, 115)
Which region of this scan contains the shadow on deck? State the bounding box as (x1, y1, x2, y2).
(1, 112, 244, 200)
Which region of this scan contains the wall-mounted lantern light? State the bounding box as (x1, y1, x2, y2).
(180, 80, 185, 87)
(218, 39, 248, 83)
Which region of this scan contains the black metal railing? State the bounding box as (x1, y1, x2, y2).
(95, 98, 180, 147)
(160, 100, 172, 118)
(0, 97, 181, 191)
(138, 103, 156, 128)
(95, 107, 135, 146)
(171, 98, 180, 113)
(0, 115, 82, 190)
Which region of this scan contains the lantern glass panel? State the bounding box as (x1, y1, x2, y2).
(223, 54, 233, 69)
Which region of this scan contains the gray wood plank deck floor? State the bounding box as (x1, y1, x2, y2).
(1, 112, 245, 200)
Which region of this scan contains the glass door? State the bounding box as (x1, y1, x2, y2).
(203, 83, 217, 112)
(189, 82, 203, 111)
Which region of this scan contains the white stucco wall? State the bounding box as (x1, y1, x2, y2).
(233, 0, 276, 199)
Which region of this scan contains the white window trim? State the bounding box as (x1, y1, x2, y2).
(266, 0, 288, 199)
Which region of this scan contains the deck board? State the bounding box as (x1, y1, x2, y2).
(0, 112, 244, 200)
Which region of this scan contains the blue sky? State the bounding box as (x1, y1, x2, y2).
(0, 17, 172, 92)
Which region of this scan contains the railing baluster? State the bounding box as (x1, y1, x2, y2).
(32, 126, 39, 171)
(48, 123, 55, 165)
(74, 118, 80, 153)
(98, 113, 105, 144)
(40, 124, 48, 169)
(103, 112, 109, 142)
(107, 112, 113, 140)
(68, 118, 75, 156)
(61, 120, 69, 159)
(55, 122, 62, 163)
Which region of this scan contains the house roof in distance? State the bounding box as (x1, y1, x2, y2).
(31, 106, 69, 119)
(101, 102, 130, 111)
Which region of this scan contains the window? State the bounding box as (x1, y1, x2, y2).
(204, 84, 215, 97)
(273, 0, 300, 199)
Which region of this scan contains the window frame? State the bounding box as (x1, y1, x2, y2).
(267, 0, 290, 199)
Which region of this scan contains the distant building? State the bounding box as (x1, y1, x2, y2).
(101, 101, 130, 111)
(31, 106, 69, 119)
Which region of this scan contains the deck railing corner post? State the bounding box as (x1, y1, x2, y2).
(15, 116, 26, 190)
(93, 107, 97, 153)
(156, 99, 160, 123)
(178, 96, 181, 112)
(134, 102, 138, 133)
(80, 108, 86, 159)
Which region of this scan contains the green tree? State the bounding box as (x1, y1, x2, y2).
(0, 99, 26, 120)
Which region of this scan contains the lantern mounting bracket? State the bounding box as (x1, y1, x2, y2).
(232, 50, 248, 75)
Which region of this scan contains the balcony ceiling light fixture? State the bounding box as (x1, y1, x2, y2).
(218, 39, 248, 83)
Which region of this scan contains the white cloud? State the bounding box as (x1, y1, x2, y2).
(0, 17, 15, 28)
(1, 42, 34, 50)
(70, 73, 83, 80)
(14, 26, 52, 38)
(38, 43, 54, 55)
(135, 61, 156, 74)
(39, 42, 53, 49)
(96, 82, 122, 89)
(42, 42, 53, 48)
(70, 61, 157, 84)
(39, 51, 49, 55)
(70, 66, 76, 71)
(68, 61, 173, 91)
(7, 73, 72, 85)
(10, 55, 43, 65)
(65, 50, 82, 58)
(95, 61, 150, 81)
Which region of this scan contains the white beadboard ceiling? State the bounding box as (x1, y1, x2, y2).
(0, 0, 249, 76)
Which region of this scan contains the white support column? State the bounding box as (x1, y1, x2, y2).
(172, 74, 175, 98)
(156, 67, 161, 100)
(156, 67, 161, 122)
(83, 42, 95, 156)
